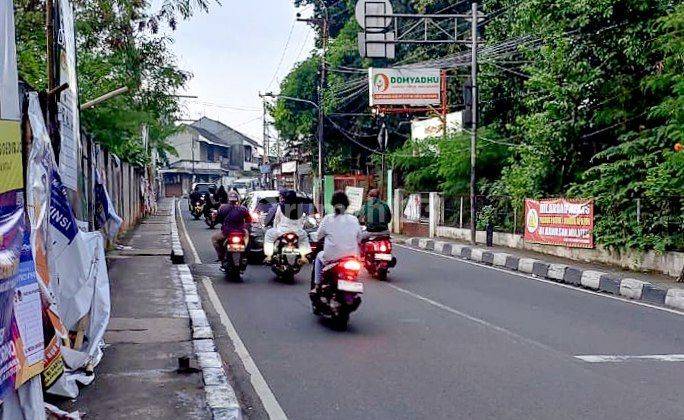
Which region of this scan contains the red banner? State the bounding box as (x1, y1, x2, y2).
(524, 198, 594, 248)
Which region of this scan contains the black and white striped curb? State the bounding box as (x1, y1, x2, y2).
(176, 265, 242, 420)
(170, 200, 185, 264)
(402, 237, 684, 312)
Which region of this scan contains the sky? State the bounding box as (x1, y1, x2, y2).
(166, 0, 317, 144)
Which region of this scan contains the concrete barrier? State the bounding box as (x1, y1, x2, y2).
(619, 278, 647, 300)
(665, 288, 684, 311)
(547, 264, 568, 281)
(470, 248, 485, 262)
(518, 258, 538, 274)
(581, 271, 603, 290)
(492, 253, 510, 267)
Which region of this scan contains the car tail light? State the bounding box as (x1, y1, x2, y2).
(231, 235, 242, 244)
(342, 259, 361, 272)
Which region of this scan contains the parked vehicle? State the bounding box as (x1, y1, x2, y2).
(222, 231, 248, 281)
(310, 256, 364, 330)
(360, 233, 396, 281)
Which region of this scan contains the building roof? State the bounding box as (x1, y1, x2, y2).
(191, 117, 260, 149)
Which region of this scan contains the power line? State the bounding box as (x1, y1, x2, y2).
(266, 20, 297, 91)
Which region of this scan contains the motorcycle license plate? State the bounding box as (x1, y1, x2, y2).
(229, 245, 245, 252)
(338, 280, 363, 293)
(375, 253, 392, 261)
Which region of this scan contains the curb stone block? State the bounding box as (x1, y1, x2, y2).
(492, 253, 510, 267)
(664, 288, 684, 311)
(433, 241, 448, 254)
(205, 385, 240, 410)
(580, 271, 603, 290)
(417, 238, 429, 248)
(619, 278, 648, 300)
(598, 274, 621, 295)
(481, 251, 494, 265)
(459, 246, 472, 259)
(641, 284, 667, 304)
(518, 258, 537, 274)
(563, 267, 583, 286)
(193, 326, 214, 340)
(197, 352, 223, 369)
(441, 243, 453, 256)
(470, 248, 484, 262)
(532, 262, 550, 278)
(449, 244, 467, 258)
(505, 256, 520, 271)
(202, 367, 229, 387)
(409, 237, 420, 247)
(190, 309, 210, 327)
(193, 339, 216, 353)
(547, 264, 568, 281)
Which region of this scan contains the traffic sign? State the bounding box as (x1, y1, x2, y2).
(355, 0, 393, 30)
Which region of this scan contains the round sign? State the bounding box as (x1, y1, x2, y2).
(355, 0, 393, 29)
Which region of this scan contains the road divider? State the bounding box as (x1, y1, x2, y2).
(401, 237, 684, 313)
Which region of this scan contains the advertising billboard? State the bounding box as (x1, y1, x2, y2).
(369, 68, 441, 107)
(524, 198, 594, 248)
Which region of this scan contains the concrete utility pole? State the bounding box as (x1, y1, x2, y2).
(470, 2, 478, 245)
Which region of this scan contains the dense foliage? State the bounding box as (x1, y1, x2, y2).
(278, 0, 683, 251)
(14, 0, 215, 165)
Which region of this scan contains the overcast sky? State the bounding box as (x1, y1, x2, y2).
(167, 1, 316, 144)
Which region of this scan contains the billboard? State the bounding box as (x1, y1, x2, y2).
(369, 68, 441, 107)
(411, 112, 463, 141)
(524, 198, 594, 248)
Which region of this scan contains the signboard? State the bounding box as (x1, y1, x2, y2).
(282, 161, 297, 174)
(369, 68, 441, 107)
(411, 112, 463, 141)
(0, 0, 22, 194)
(345, 186, 365, 214)
(56, 0, 80, 191)
(524, 198, 594, 248)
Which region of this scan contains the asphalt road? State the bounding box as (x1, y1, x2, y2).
(180, 201, 684, 420)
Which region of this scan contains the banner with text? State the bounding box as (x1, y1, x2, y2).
(0, 0, 22, 194)
(524, 198, 594, 248)
(369, 68, 441, 107)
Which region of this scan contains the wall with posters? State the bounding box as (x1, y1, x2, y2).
(524, 198, 594, 249)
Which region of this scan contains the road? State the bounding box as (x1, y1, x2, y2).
(179, 201, 684, 420)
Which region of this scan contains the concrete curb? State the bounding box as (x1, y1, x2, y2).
(170, 201, 242, 420)
(170, 199, 185, 264)
(404, 237, 684, 313)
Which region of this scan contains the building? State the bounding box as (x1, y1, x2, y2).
(161, 117, 261, 196)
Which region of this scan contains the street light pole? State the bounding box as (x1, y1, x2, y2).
(469, 2, 478, 245)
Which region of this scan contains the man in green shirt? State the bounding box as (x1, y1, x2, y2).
(356, 189, 392, 233)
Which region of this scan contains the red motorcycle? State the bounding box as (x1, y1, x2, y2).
(360, 234, 396, 281)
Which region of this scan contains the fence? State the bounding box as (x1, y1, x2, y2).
(442, 195, 522, 234)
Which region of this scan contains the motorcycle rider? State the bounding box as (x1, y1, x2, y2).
(214, 185, 228, 205)
(211, 190, 252, 262)
(312, 190, 363, 293)
(189, 185, 202, 211)
(357, 188, 392, 237)
(263, 189, 311, 264)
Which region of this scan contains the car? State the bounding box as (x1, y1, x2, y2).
(191, 182, 217, 196)
(242, 190, 319, 262)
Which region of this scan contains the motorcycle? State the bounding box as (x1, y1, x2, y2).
(360, 233, 396, 281)
(270, 232, 306, 282)
(190, 196, 205, 220)
(222, 231, 248, 281)
(205, 208, 218, 229)
(310, 256, 364, 330)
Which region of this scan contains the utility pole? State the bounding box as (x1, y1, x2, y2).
(261, 93, 270, 188)
(297, 1, 328, 212)
(469, 2, 478, 245)
(46, 0, 58, 161)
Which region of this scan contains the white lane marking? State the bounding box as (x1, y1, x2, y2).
(178, 199, 288, 419)
(575, 354, 684, 363)
(176, 199, 202, 264)
(386, 283, 559, 355)
(396, 244, 684, 317)
(202, 277, 289, 420)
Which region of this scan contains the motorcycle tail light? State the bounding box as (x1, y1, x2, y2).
(379, 240, 391, 253)
(342, 259, 361, 272)
(231, 236, 242, 244)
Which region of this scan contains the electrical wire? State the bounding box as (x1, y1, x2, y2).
(265, 20, 297, 91)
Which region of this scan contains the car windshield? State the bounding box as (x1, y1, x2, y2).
(195, 184, 216, 194)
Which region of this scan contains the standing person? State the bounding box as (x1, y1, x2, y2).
(356, 188, 392, 234)
(211, 191, 252, 262)
(214, 185, 228, 204)
(312, 191, 362, 293)
(263, 190, 311, 264)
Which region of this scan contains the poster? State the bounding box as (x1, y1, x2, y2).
(27, 93, 67, 389)
(56, 0, 80, 191)
(369, 68, 441, 107)
(345, 186, 365, 214)
(524, 198, 594, 248)
(12, 232, 45, 387)
(0, 191, 23, 395)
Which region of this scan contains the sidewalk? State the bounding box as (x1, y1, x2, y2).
(396, 234, 684, 312)
(55, 200, 209, 418)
